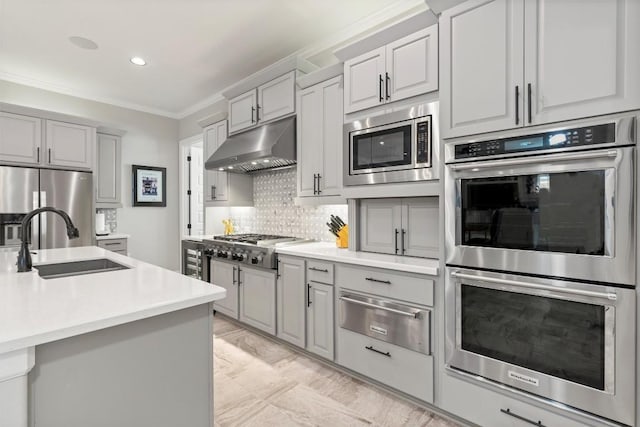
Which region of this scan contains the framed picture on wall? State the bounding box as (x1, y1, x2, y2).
(132, 165, 166, 207)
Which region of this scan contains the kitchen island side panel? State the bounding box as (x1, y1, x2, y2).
(29, 303, 213, 427)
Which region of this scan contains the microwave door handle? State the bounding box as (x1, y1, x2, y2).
(448, 149, 618, 171)
(451, 271, 618, 301)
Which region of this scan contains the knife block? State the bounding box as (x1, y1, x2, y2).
(336, 225, 349, 248)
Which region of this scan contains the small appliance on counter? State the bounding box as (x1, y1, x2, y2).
(95, 213, 109, 236)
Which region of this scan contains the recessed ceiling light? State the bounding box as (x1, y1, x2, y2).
(218, 168, 224, 171)
(263, 159, 270, 163)
(228, 166, 234, 169)
(130, 56, 146, 66)
(251, 161, 257, 165)
(69, 36, 98, 50)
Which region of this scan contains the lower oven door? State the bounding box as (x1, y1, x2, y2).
(339, 293, 431, 355)
(445, 267, 636, 425)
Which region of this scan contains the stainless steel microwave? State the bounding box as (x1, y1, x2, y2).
(343, 102, 439, 185)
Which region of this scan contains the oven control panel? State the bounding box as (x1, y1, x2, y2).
(416, 120, 430, 164)
(454, 123, 616, 160)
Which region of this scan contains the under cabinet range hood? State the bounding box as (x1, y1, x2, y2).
(205, 116, 296, 173)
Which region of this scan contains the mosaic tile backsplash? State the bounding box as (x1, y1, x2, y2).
(226, 168, 348, 242)
(96, 208, 118, 233)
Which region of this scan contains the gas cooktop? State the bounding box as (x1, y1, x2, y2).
(202, 234, 308, 269)
(211, 233, 299, 245)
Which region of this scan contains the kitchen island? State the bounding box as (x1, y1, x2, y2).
(0, 246, 226, 427)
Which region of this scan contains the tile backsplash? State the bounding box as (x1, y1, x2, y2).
(96, 208, 118, 233)
(209, 168, 348, 242)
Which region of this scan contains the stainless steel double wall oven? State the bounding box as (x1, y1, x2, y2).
(444, 113, 638, 426)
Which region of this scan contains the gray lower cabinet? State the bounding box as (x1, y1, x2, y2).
(211, 259, 239, 318)
(441, 373, 589, 427)
(239, 266, 276, 335)
(96, 238, 127, 255)
(306, 281, 334, 360)
(95, 133, 122, 207)
(276, 256, 306, 347)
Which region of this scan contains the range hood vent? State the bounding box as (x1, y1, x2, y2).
(205, 116, 296, 173)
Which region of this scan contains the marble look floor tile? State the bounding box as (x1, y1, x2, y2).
(237, 403, 309, 427)
(213, 316, 243, 337)
(218, 328, 296, 365)
(271, 384, 374, 426)
(426, 415, 460, 427)
(229, 358, 298, 401)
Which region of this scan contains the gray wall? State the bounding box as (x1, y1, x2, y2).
(0, 80, 181, 270)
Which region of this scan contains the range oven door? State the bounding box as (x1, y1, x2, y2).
(445, 146, 635, 285)
(445, 268, 636, 425)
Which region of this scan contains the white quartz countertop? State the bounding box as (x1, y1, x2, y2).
(96, 233, 130, 240)
(0, 246, 225, 354)
(276, 242, 439, 276)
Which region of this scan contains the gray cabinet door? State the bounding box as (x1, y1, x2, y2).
(45, 120, 95, 170)
(228, 90, 257, 134)
(239, 266, 277, 335)
(400, 198, 439, 258)
(359, 198, 402, 255)
(211, 260, 238, 319)
(96, 133, 122, 207)
(203, 121, 229, 203)
(257, 71, 295, 124)
(306, 281, 334, 360)
(0, 112, 42, 165)
(276, 256, 306, 348)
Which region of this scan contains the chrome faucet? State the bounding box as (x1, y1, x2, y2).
(17, 207, 80, 272)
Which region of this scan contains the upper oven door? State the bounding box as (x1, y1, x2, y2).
(445, 146, 635, 285)
(349, 119, 414, 175)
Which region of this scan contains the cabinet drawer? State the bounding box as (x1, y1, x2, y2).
(441, 373, 594, 427)
(337, 328, 433, 403)
(97, 239, 127, 252)
(336, 264, 433, 306)
(306, 260, 334, 285)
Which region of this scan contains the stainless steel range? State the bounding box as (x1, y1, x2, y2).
(202, 234, 304, 269)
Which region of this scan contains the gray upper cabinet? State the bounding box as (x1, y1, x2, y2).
(45, 120, 95, 170)
(360, 197, 438, 258)
(306, 281, 334, 360)
(276, 256, 306, 348)
(297, 75, 343, 199)
(228, 71, 296, 135)
(440, 0, 640, 139)
(96, 133, 122, 207)
(0, 112, 42, 165)
(239, 266, 277, 335)
(344, 26, 438, 114)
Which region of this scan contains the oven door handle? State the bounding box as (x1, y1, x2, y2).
(448, 149, 618, 171)
(339, 296, 419, 318)
(451, 271, 617, 301)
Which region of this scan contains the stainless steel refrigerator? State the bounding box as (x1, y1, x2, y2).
(0, 166, 93, 251)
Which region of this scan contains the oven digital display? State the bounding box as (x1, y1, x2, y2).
(504, 137, 544, 152)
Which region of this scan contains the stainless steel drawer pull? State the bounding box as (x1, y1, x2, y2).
(451, 271, 617, 301)
(365, 277, 391, 285)
(500, 409, 546, 427)
(102, 242, 120, 246)
(365, 345, 390, 357)
(339, 296, 417, 318)
(309, 267, 329, 273)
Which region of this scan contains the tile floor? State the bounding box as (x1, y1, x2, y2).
(213, 314, 462, 427)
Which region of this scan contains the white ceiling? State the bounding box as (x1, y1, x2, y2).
(0, 0, 424, 118)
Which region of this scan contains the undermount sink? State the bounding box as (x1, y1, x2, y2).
(34, 258, 130, 280)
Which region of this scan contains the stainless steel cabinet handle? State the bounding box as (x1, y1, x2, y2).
(365, 345, 390, 357)
(500, 409, 546, 427)
(276, 259, 281, 278)
(365, 277, 391, 285)
(256, 104, 261, 122)
(232, 266, 237, 285)
(515, 85, 520, 125)
(309, 267, 328, 273)
(339, 296, 418, 318)
(316, 174, 322, 194)
(251, 106, 255, 123)
(48, 148, 52, 164)
(449, 149, 618, 171)
(385, 72, 390, 100)
(102, 242, 120, 246)
(378, 74, 383, 102)
(527, 83, 532, 124)
(401, 229, 406, 255)
(237, 267, 242, 285)
(36, 147, 40, 163)
(394, 228, 399, 254)
(451, 271, 617, 300)
(307, 283, 312, 307)
(212, 186, 216, 200)
(313, 173, 317, 195)
(210, 186, 214, 200)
